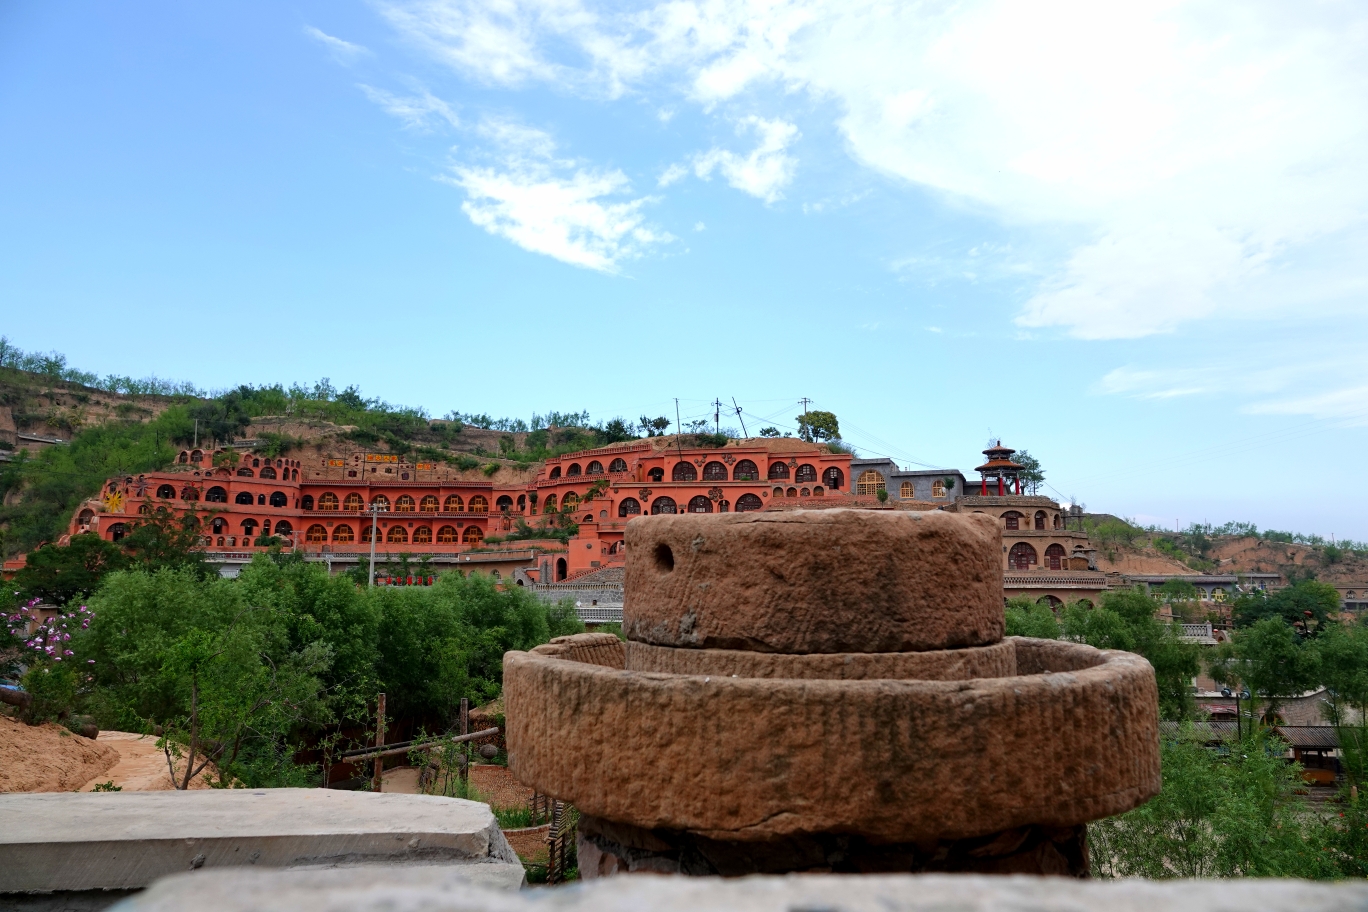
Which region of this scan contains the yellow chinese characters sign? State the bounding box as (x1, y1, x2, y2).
(365, 454, 399, 463)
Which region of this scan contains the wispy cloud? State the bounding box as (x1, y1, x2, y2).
(442, 121, 672, 273)
(359, 85, 459, 130)
(692, 116, 798, 203)
(304, 25, 371, 64)
(1244, 386, 1368, 426)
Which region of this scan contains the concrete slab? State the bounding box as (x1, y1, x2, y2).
(115, 870, 1368, 912)
(0, 789, 524, 896)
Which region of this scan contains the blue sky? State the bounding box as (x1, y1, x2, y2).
(2, 1, 1367, 538)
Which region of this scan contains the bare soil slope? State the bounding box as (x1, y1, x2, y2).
(0, 716, 117, 792)
(1096, 549, 1194, 575)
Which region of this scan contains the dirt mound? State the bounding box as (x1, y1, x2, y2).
(0, 715, 117, 793)
(1096, 549, 1194, 575)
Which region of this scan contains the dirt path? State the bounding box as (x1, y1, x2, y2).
(78, 731, 218, 791)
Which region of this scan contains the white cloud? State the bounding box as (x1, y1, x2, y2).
(304, 25, 371, 64)
(359, 85, 460, 130)
(442, 122, 671, 272)
(691, 116, 799, 203)
(657, 162, 689, 187)
(379, 0, 1368, 339)
(693, 221, 705, 231)
(1243, 386, 1368, 426)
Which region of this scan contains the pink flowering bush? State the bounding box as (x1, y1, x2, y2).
(4, 596, 95, 723)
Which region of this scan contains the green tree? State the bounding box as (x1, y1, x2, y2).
(119, 504, 214, 578)
(1232, 580, 1340, 633)
(758, 427, 782, 438)
(1003, 597, 1061, 639)
(638, 416, 671, 437)
(1090, 727, 1330, 878)
(13, 533, 129, 605)
(795, 410, 840, 443)
(1211, 617, 1320, 724)
(1013, 450, 1045, 495)
(1311, 622, 1368, 786)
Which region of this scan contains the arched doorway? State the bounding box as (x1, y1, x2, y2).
(1008, 542, 1038, 570)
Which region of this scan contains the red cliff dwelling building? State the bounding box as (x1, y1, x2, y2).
(66, 439, 853, 582)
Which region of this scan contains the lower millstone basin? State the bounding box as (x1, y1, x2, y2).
(504, 635, 1161, 849)
(624, 638, 1016, 680)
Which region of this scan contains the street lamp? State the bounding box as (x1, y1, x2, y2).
(1221, 687, 1252, 739)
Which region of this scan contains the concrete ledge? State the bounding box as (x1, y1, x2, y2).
(117, 870, 1368, 912)
(625, 638, 1016, 680)
(0, 789, 524, 895)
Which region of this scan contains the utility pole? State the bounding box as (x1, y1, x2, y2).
(731, 398, 748, 438)
(799, 398, 812, 415)
(372, 692, 386, 793)
(368, 502, 381, 587)
(193, 419, 198, 449)
(713, 398, 723, 434)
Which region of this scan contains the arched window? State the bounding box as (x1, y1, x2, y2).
(618, 497, 641, 517)
(786, 487, 797, 498)
(190, 450, 203, 463)
(420, 495, 438, 513)
(795, 464, 817, 483)
(567, 463, 582, 476)
(648, 467, 664, 482)
(703, 461, 728, 481)
(1034, 511, 1047, 531)
(823, 467, 844, 490)
(156, 484, 176, 499)
(179, 451, 189, 463)
(586, 461, 604, 475)
(1045, 543, 1066, 570)
(437, 526, 458, 543)
(768, 462, 790, 481)
(733, 460, 759, 481)
(109, 522, 126, 542)
(562, 492, 580, 511)
(333, 524, 354, 543)
(273, 520, 292, 536)
(517, 494, 526, 512)
(1053, 514, 1062, 529)
(543, 494, 557, 513)
(496, 495, 514, 512)
(260, 467, 277, 480)
(609, 458, 628, 473)
(206, 486, 228, 503)
(468, 495, 488, 513)
(1037, 595, 1063, 609)
(269, 491, 287, 507)
(1003, 511, 1023, 531)
(387, 526, 408, 544)
(235, 491, 254, 505)
(257, 494, 266, 505)
(371, 496, 390, 512)
(1008, 542, 1038, 570)
(211, 517, 228, 534)
(413, 526, 432, 544)
(291, 469, 297, 481)
(463, 526, 484, 544)
(301, 495, 315, 511)
(395, 495, 415, 513)
(306, 524, 328, 544)
(773, 486, 783, 496)
(1212, 588, 1227, 603)
(672, 462, 697, 481)
(736, 493, 763, 512)
(444, 495, 464, 512)
(236, 468, 253, 477)
(556, 558, 567, 581)
(688, 495, 713, 513)
(241, 519, 258, 535)
(361, 524, 375, 543)
(343, 493, 363, 511)
(813, 486, 824, 496)
(856, 471, 884, 495)
(800, 487, 810, 497)
(78, 509, 94, 527)
(900, 482, 914, 499)
(651, 496, 677, 514)
(549, 467, 561, 480)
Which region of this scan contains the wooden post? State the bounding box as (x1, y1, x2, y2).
(460, 697, 469, 784)
(372, 693, 386, 793)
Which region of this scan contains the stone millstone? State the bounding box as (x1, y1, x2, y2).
(625, 639, 1016, 681)
(623, 509, 1003, 653)
(504, 638, 1161, 844)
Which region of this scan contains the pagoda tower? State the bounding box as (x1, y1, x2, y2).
(975, 441, 1024, 496)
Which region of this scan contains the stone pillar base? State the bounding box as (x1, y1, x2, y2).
(577, 815, 1088, 879)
